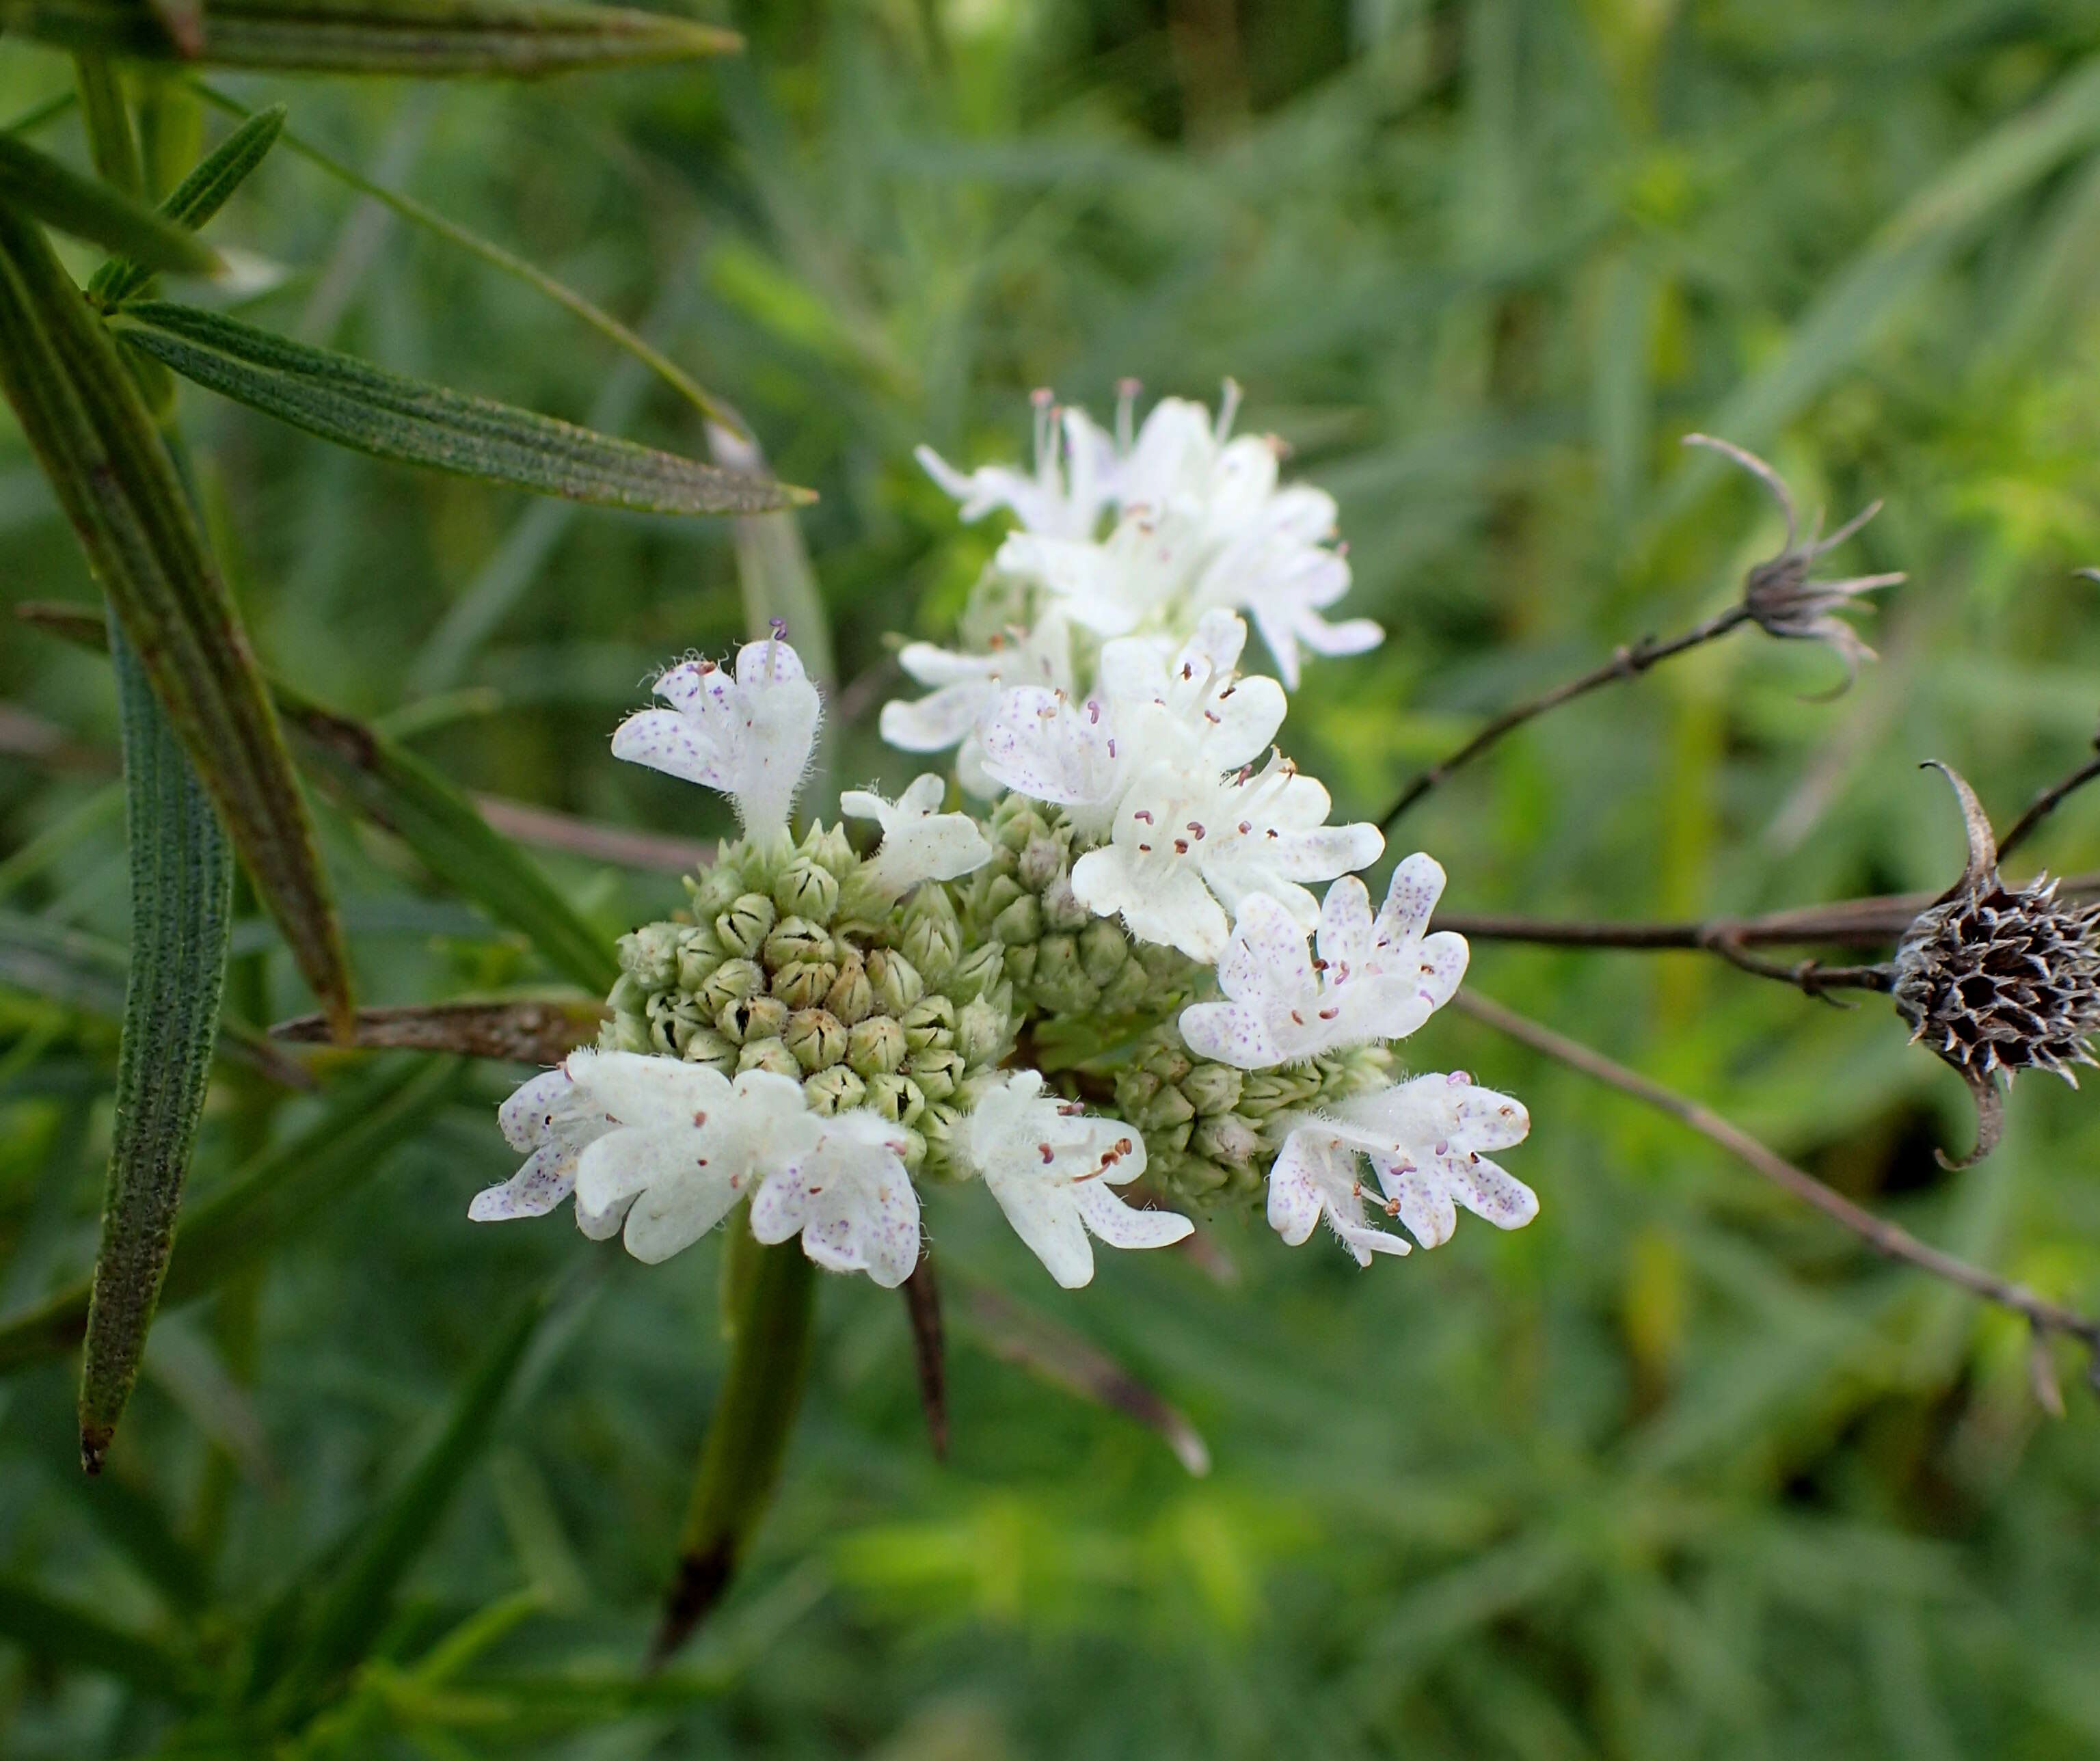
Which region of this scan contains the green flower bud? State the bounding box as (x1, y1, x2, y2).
(701, 957, 766, 1018)
(848, 1014, 908, 1077)
(862, 1071, 926, 1126)
(606, 972, 649, 1017)
(676, 924, 727, 993)
(1192, 1112, 1263, 1166)
(800, 820, 861, 880)
(956, 993, 1014, 1066)
(900, 887, 962, 982)
(718, 992, 790, 1046)
(1181, 1061, 1243, 1116)
(1018, 833, 1063, 891)
(908, 1047, 964, 1101)
(1079, 918, 1132, 988)
(917, 1099, 963, 1164)
(1040, 873, 1090, 932)
(826, 954, 874, 1025)
(867, 948, 924, 1014)
(770, 958, 840, 1012)
(1239, 1068, 1321, 1118)
(764, 915, 835, 969)
(738, 1036, 799, 1079)
(993, 798, 1049, 852)
(980, 874, 1026, 920)
(993, 893, 1042, 946)
(774, 855, 840, 924)
(680, 1025, 736, 1066)
(688, 859, 747, 922)
(1097, 958, 1157, 1014)
(716, 893, 777, 958)
(1028, 935, 1099, 1014)
(803, 1065, 867, 1115)
(899, 995, 956, 1053)
(1159, 1151, 1228, 1198)
(606, 1011, 651, 1053)
(950, 940, 1008, 1002)
(786, 1008, 848, 1073)
(619, 922, 682, 991)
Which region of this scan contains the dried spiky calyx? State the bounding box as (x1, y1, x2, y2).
(1892, 764, 2100, 1168)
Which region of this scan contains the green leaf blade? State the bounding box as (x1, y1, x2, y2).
(90, 103, 286, 310)
(77, 619, 236, 1475)
(0, 202, 354, 1039)
(0, 131, 217, 273)
(0, 1575, 204, 1702)
(0, 0, 740, 77)
(116, 301, 808, 514)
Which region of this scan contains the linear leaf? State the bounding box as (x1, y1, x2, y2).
(271, 997, 604, 1063)
(0, 130, 217, 273)
(273, 684, 619, 994)
(113, 301, 807, 514)
(15, 601, 620, 991)
(91, 103, 286, 310)
(198, 85, 735, 432)
(275, 1289, 546, 1711)
(79, 619, 235, 1476)
(0, 1575, 203, 1702)
(0, 906, 304, 1086)
(0, 1057, 458, 1373)
(0, 0, 740, 74)
(0, 202, 353, 1037)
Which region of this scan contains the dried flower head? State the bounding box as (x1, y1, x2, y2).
(1892, 763, 2100, 1167)
(1682, 433, 1905, 692)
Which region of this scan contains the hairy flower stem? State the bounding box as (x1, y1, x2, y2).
(651, 1213, 817, 1667)
(1455, 989, 2100, 1393)
(1379, 606, 1749, 831)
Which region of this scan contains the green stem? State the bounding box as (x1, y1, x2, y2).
(650, 1212, 816, 1665)
(72, 55, 142, 198)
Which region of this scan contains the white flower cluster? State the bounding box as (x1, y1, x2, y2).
(479, 385, 1533, 1286)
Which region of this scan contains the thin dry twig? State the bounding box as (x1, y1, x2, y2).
(469, 796, 714, 874)
(1452, 988, 2100, 1392)
(272, 997, 604, 1064)
(1995, 741, 2100, 865)
(901, 1252, 948, 1462)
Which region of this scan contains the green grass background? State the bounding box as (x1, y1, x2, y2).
(6, 1, 2100, 1753)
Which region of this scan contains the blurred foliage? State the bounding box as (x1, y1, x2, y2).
(7, 0, 2100, 1755)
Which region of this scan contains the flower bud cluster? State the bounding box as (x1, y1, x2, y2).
(1116, 1026, 1394, 1203)
(954, 794, 1196, 1023)
(601, 822, 1014, 1179)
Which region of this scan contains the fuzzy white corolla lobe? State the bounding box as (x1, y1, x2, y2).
(840, 773, 994, 897)
(962, 1071, 1192, 1287)
(1268, 1074, 1533, 1265)
(1180, 855, 1469, 1067)
(610, 632, 821, 842)
(879, 613, 1074, 797)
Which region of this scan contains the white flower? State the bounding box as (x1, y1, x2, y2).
(962, 1071, 1191, 1287)
(1269, 1075, 1533, 1265)
(916, 390, 1122, 541)
(878, 613, 1073, 798)
(978, 610, 1284, 836)
(610, 632, 821, 842)
(472, 1063, 612, 1229)
(1179, 856, 1469, 1068)
(750, 1109, 922, 1287)
(1071, 751, 1383, 963)
(574, 1057, 819, 1263)
(991, 386, 1382, 686)
(840, 773, 994, 895)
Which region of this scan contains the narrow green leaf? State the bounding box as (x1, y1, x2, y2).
(12, 600, 617, 993)
(0, 132, 217, 273)
(0, 1574, 204, 1702)
(0, 200, 353, 1037)
(0, 1057, 458, 1373)
(115, 301, 808, 515)
(91, 103, 286, 309)
(274, 686, 618, 994)
(70, 52, 141, 196)
(198, 85, 736, 433)
(0, 0, 739, 76)
(654, 1211, 816, 1663)
(0, 906, 309, 1086)
(279, 1289, 546, 1708)
(79, 618, 236, 1476)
